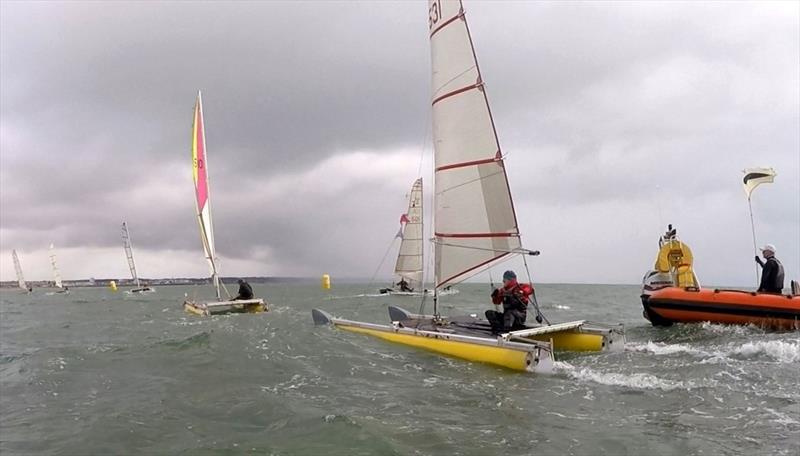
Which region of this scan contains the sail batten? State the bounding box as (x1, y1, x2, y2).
(192, 91, 222, 299)
(12, 250, 27, 291)
(393, 178, 425, 289)
(429, 0, 521, 289)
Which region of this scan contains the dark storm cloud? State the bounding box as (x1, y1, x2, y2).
(1, 1, 797, 284)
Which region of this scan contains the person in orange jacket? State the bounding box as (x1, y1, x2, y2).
(486, 270, 533, 333)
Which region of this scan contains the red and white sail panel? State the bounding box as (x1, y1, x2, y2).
(429, 0, 521, 288)
(394, 178, 424, 289)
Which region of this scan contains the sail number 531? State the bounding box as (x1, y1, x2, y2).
(429, 0, 441, 30)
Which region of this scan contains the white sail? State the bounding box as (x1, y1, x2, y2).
(394, 178, 424, 289)
(429, 0, 521, 289)
(121, 222, 141, 287)
(49, 243, 63, 288)
(192, 91, 222, 299)
(12, 250, 27, 290)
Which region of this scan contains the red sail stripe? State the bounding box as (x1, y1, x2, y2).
(438, 252, 511, 288)
(431, 83, 480, 106)
(430, 11, 462, 38)
(435, 154, 499, 172)
(435, 232, 517, 238)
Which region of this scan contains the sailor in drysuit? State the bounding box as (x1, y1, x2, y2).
(486, 270, 533, 333)
(756, 244, 785, 294)
(233, 279, 254, 300)
(396, 277, 413, 292)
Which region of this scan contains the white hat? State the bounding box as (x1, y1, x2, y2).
(760, 244, 776, 253)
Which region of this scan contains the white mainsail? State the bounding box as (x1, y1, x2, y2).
(429, 0, 521, 289)
(192, 91, 222, 300)
(121, 222, 141, 287)
(12, 249, 27, 290)
(49, 243, 63, 288)
(394, 178, 424, 289)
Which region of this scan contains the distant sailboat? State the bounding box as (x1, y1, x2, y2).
(378, 178, 457, 297)
(379, 179, 424, 295)
(182, 91, 267, 316)
(122, 222, 155, 294)
(12, 250, 31, 293)
(48, 243, 69, 294)
(313, 0, 624, 372)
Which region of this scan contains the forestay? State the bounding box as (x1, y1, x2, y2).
(394, 178, 424, 289)
(192, 92, 221, 299)
(429, 0, 521, 289)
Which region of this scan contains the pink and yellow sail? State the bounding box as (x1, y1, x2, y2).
(192, 91, 220, 298)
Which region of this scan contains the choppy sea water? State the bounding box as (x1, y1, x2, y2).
(1, 283, 798, 455)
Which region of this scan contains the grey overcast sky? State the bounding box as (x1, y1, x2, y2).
(1, 1, 798, 286)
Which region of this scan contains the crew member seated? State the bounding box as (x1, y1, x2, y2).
(233, 279, 254, 300)
(485, 270, 533, 333)
(397, 277, 413, 292)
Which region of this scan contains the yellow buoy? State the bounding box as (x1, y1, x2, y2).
(109, 280, 118, 292)
(321, 274, 331, 290)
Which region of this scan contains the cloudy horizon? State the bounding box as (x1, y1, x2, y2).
(1, 1, 798, 287)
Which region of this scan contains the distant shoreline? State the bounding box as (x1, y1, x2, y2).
(0, 276, 314, 289)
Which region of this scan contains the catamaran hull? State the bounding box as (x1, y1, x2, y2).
(378, 288, 459, 297)
(312, 309, 553, 373)
(126, 287, 156, 295)
(387, 306, 624, 353)
(183, 299, 267, 316)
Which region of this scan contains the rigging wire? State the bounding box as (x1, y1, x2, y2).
(362, 235, 401, 299)
(522, 251, 549, 325)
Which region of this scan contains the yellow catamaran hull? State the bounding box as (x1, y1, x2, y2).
(313, 309, 554, 373)
(387, 306, 624, 353)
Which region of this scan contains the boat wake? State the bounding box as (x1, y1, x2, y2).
(554, 361, 697, 391)
(325, 293, 390, 300)
(627, 339, 800, 364)
(728, 340, 800, 363)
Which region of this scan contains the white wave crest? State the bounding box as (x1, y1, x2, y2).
(627, 339, 799, 364)
(567, 368, 690, 391)
(626, 341, 706, 356)
(700, 321, 760, 335)
(729, 340, 799, 363)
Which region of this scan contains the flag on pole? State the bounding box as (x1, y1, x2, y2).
(742, 167, 776, 200)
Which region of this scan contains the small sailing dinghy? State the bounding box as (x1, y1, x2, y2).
(379, 178, 424, 295)
(313, 0, 622, 371)
(11, 250, 32, 293)
(182, 91, 267, 316)
(48, 243, 69, 294)
(378, 179, 458, 297)
(121, 222, 155, 294)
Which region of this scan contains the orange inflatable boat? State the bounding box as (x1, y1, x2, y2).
(642, 287, 800, 330)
